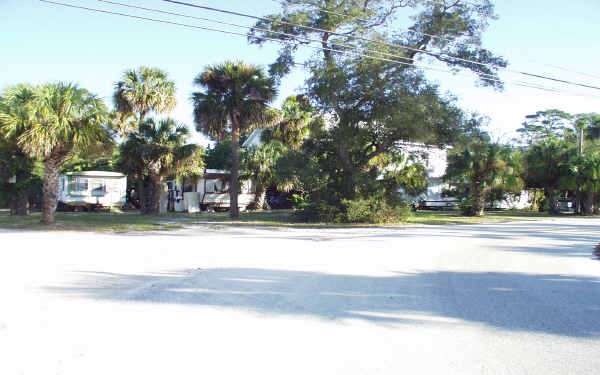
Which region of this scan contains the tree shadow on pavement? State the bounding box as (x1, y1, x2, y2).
(45, 267, 600, 338)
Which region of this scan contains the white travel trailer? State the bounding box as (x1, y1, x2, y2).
(162, 169, 255, 213)
(395, 142, 459, 210)
(58, 171, 127, 210)
(397, 143, 532, 211)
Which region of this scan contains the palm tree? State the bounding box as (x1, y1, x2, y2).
(0, 84, 37, 215)
(446, 138, 523, 217)
(113, 66, 176, 124)
(192, 61, 277, 218)
(575, 152, 600, 215)
(1, 83, 110, 224)
(523, 139, 576, 215)
(269, 95, 316, 150)
(242, 141, 288, 209)
(118, 118, 204, 214)
(114, 67, 177, 209)
(109, 110, 138, 141)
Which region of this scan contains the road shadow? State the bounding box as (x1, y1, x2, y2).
(193, 220, 600, 259)
(45, 267, 600, 338)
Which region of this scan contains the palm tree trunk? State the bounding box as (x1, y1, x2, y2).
(142, 174, 162, 215)
(230, 116, 240, 218)
(13, 195, 29, 216)
(582, 190, 594, 215)
(136, 178, 145, 212)
(546, 188, 559, 215)
(575, 190, 583, 214)
(472, 184, 486, 217)
(252, 183, 266, 209)
(41, 158, 60, 224)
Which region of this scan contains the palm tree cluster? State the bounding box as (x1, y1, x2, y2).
(2, 59, 598, 224)
(0, 67, 203, 223)
(192, 61, 277, 218)
(114, 67, 203, 215)
(445, 131, 523, 217)
(0, 83, 110, 224)
(444, 111, 600, 217)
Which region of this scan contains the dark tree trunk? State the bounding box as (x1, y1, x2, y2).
(136, 178, 145, 212)
(41, 158, 61, 224)
(582, 190, 594, 215)
(11, 195, 29, 216)
(471, 184, 486, 217)
(575, 190, 583, 214)
(252, 183, 266, 209)
(546, 188, 559, 215)
(141, 174, 162, 215)
(230, 116, 240, 218)
(338, 133, 355, 200)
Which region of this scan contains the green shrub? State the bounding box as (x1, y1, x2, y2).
(295, 196, 411, 224)
(342, 198, 376, 223)
(459, 198, 475, 216)
(293, 199, 341, 223)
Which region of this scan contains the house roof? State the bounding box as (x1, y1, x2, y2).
(242, 128, 265, 148)
(63, 171, 126, 178)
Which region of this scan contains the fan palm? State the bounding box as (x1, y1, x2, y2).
(192, 61, 277, 218)
(242, 141, 288, 209)
(523, 139, 576, 214)
(270, 95, 315, 150)
(0, 84, 37, 215)
(575, 152, 600, 214)
(118, 118, 204, 214)
(1, 83, 110, 224)
(446, 139, 523, 217)
(114, 66, 176, 124)
(109, 110, 138, 141)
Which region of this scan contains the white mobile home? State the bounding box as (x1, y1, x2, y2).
(162, 169, 255, 213)
(58, 171, 127, 209)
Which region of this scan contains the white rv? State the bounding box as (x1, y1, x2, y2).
(58, 171, 127, 210)
(161, 169, 255, 213)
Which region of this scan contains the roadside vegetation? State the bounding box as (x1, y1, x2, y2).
(1, 1, 599, 226)
(0, 208, 588, 232)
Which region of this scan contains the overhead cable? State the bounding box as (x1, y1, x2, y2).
(269, 0, 600, 83)
(38, 0, 599, 98)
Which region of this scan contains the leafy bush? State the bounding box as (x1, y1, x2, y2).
(294, 196, 411, 224)
(459, 198, 475, 216)
(293, 200, 341, 223)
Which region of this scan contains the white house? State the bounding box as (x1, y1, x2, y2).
(58, 171, 127, 210)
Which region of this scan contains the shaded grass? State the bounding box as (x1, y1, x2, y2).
(0, 211, 184, 232)
(0, 208, 595, 232)
(404, 210, 557, 225)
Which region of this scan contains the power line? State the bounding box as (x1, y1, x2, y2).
(92, 0, 417, 66)
(97, 0, 600, 88)
(80, 0, 504, 85)
(38, 0, 599, 98)
(262, 0, 600, 90)
(269, 0, 600, 84)
(36, 0, 442, 72)
(270, 0, 369, 23)
(38, 0, 519, 90)
(161, 0, 511, 75)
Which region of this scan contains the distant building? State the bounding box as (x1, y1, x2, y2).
(58, 171, 127, 210)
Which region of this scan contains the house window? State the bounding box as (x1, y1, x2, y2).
(70, 177, 88, 195)
(91, 181, 106, 196)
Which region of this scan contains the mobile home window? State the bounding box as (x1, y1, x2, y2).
(71, 177, 88, 193)
(91, 181, 106, 196)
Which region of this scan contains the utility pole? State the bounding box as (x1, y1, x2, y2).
(579, 126, 584, 155)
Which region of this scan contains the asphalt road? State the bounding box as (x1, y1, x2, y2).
(1, 218, 599, 374)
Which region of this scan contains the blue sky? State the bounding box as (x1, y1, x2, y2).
(2, 0, 599, 145)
